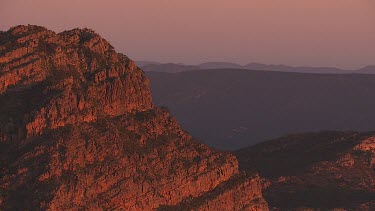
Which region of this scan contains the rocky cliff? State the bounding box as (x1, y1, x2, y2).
(0, 25, 268, 210)
(236, 131, 375, 210)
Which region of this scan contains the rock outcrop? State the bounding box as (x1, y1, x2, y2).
(236, 131, 375, 211)
(160, 173, 269, 211)
(0, 25, 268, 210)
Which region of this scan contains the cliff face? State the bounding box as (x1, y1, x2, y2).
(0, 25, 268, 210)
(236, 131, 375, 210)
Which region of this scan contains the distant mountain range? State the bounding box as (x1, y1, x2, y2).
(198, 62, 244, 70)
(146, 69, 375, 150)
(142, 63, 199, 73)
(137, 61, 375, 74)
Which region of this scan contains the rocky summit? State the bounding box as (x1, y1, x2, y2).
(0, 25, 268, 210)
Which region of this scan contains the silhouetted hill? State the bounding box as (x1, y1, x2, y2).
(146, 69, 375, 150)
(355, 65, 375, 74)
(136, 60, 161, 67)
(142, 63, 199, 73)
(197, 62, 244, 69)
(244, 63, 351, 74)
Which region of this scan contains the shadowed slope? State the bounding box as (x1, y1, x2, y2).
(236, 131, 375, 210)
(147, 69, 375, 150)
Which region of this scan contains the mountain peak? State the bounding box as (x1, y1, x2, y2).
(58, 27, 114, 51)
(0, 25, 153, 139)
(7, 24, 50, 35)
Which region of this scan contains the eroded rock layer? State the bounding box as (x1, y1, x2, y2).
(160, 173, 269, 211)
(0, 25, 268, 210)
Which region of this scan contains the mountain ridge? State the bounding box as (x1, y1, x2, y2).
(137, 61, 372, 74)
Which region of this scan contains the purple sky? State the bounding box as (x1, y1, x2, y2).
(1, 0, 374, 69)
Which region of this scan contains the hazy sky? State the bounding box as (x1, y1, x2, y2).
(1, 0, 374, 69)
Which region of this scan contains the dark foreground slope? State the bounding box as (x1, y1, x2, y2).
(147, 70, 375, 150)
(236, 131, 375, 210)
(0, 25, 268, 210)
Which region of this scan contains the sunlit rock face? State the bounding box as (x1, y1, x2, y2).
(0, 25, 268, 210)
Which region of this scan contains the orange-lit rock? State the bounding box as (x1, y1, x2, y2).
(0, 25, 153, 140)
(160, 173, 269, 211)
(0, 25, 268, 210)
